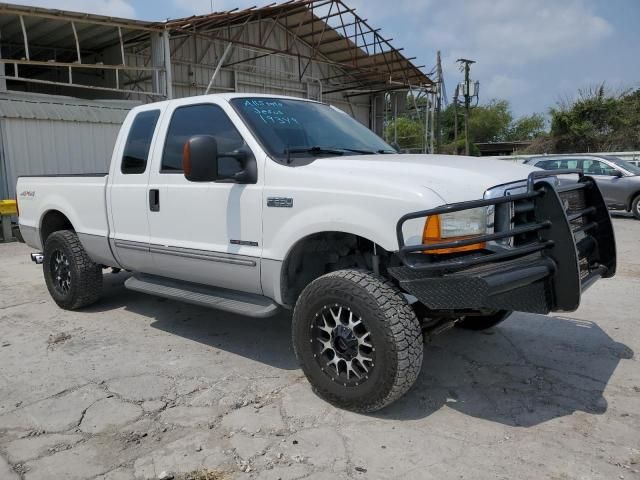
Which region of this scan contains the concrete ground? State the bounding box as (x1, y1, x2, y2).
(0, 216, 638, 480)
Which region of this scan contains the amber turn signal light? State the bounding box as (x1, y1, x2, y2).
(422, 215, 486, 254)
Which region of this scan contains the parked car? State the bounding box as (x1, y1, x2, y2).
(16, 94, 616, 412)
(524, 154, 640, 219)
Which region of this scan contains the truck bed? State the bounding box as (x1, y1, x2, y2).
(17, 174, 110, 254)
(18, 173, 108, 178)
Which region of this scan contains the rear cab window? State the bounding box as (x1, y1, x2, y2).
(121, 110, 161, 174)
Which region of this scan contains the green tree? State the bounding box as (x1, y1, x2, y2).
(439, 98, 545, 153)
(386, 94, 551, 154)
(467, 99, 513, 143)
(440, 98, 545, 144)
(384, 116, 425, 151)
(526, 84, 640, 153)
(506, 113, 547, 141)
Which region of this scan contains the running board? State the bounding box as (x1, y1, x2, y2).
(124, 274, 279, 318)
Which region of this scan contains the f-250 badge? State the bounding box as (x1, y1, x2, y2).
(267, 197, 293, 208)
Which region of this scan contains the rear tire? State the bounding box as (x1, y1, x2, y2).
(632, 195, 640, 220)
(456, 310, 512, 330)
(43, 230, 102, 310)
(292, 269, 423, 412)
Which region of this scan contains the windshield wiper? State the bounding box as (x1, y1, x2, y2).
(335, 147, 376, 155)
(336, 147, 399, 154)
(284, 146, 394, 163)
(285, 146, 346, 164)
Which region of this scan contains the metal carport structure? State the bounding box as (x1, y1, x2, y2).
(0, 0, 433, 129)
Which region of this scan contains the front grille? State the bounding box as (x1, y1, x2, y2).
(395, 169, 616, 312)
(510, 197, 538, 247)
(508, 185, 590, 250)
(559, 188, 586, 211)
(396, 170, 603, 277)
(557, 187, 595, 280)
(559, 188, 586, 230)
(578, 256, 590, 280)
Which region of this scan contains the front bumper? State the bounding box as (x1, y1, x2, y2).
(389, 170, 616, 314)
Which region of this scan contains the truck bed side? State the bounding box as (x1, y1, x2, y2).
(17, 174, 119, 267)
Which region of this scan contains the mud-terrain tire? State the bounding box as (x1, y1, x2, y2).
(43, 230, 102, 310)
(632, 195, 640, 220)
(456, 310, 513, 330)
(292, 269, 423, 412)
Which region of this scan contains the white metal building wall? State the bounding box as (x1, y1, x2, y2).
(0, 94, 135, 198)
(0, 119, 121, 198)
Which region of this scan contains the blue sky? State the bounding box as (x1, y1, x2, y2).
(12, 0, 640, 119)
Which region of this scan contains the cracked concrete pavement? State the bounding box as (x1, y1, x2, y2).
(0, 215, 638, 480)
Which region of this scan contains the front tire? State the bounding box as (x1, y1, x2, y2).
(292, 269, 423, 412)
(43, 230, 102, 310)
(632, 195, 640, 220)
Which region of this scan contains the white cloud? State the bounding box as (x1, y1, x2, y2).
(173, 0, 255, 16)
(349, 0, 433, 17)
(9, 0, 136, 18)
(174, 0, 433, 16)
(482, 74, 530, 101)
(424, 0, 613, 67)
(174, 0, 433, 21)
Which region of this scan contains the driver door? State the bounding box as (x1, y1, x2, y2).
(146, 101, 263, 294)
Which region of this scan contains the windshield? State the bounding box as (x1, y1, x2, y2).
(608, 156, 640, 175)
(231, 97, 395, 162)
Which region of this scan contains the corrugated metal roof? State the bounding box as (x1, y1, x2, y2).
(0, 0, 431, 95)
(160, 0, 433, 89)
(0, 92, 137, 124)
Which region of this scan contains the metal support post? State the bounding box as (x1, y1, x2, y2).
(162, 30, 173, 99)
(205, 41, 233, 94)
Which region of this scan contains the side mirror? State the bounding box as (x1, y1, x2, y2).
(183, 135, 219, 182)
(390, 142, 401, 153)
(613, 170, 624, 178)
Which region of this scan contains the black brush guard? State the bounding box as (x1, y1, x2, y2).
(389, 170, 616, 314)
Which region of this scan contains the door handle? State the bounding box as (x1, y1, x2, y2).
(149, 189, 160, 212)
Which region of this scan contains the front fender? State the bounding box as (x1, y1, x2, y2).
(262, 201, 430, 261)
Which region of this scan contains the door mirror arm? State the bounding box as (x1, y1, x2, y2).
(219, 149, 257, 184)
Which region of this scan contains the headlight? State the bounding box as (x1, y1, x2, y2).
(439, 208, 487, 237)
(422, 207, 488, 254)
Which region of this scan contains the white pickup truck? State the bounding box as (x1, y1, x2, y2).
(17, 93, 617, 412)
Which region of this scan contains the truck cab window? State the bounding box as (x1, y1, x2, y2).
(161, 104, 247, 174)
(121, 110, 160, 174)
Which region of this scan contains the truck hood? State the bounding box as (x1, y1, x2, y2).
(305, 154, 538, 203)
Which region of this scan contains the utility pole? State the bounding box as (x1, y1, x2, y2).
(435, 51, 443, 152)
(456, 58, 475, 156)
(429, 91, 435, 154)
(453, 84, 459, 151)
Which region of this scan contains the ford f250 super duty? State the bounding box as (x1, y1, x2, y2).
(17, 93, 617, 412)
